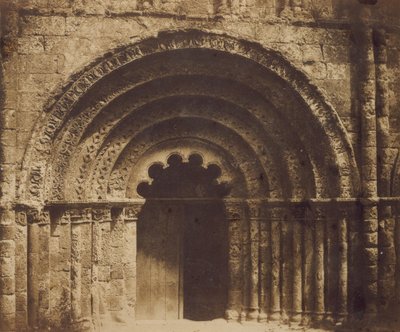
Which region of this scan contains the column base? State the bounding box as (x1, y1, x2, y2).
(281, 311, 289, 324)
(258, 311, 268, 322)
(225, 309, 239, 321)
(312, 312, 325, 322)
(269, 311, 281, 321)
(247, 308, 259, 321)
(301, 313, 311, 326)
(239, 310, 247, 322)
(291, 312, 302, 324)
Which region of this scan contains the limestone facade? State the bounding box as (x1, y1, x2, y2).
(1, 0, 400, 331)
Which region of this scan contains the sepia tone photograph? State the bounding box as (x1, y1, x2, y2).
(0, 0, 400, 331)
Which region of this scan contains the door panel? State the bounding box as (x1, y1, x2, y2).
(137, 200, 227, 321)
(183, 202, 228, 320)
(136, 203, 183, 320)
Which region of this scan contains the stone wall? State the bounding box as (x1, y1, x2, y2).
(1, 0, 400, 331)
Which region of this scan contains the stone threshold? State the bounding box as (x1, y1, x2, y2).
(98, 320, 333, 332)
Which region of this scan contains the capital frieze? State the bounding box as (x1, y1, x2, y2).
(92, 208, 112, 222)
(123, 204, 143, 221)
(27, 208, 51, 225)
(68, 208, 92, 224)
(224, 199, 245, 220)
(247, 200, 266, 219)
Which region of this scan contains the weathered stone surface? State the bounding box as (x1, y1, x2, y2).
(1, 0, 400, 330)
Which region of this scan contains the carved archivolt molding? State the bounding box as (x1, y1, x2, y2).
(66, 84, 314, 201)
(20, 30, 359, 203)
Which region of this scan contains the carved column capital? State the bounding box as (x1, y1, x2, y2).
(27, 208, 51, 225)
(92, 208, 112, 222)
(69, 208, 92, 224)
(247, 200, 265, 219)
(224, 199, 245, 220)
(123, 203, 144, 222)
(291, 204, 306, 220)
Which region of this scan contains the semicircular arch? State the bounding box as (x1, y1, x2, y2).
(20, 29, 359, 204)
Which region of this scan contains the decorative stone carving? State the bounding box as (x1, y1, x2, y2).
(123, 204, 143, 222)
(22, 31, 358, 204)
(92, 208, 111, 222)
(247, 200, 264, 321)
(69, 208, 92, 224)
(224, 200, 244, 321)
(27, 209, 50, 225)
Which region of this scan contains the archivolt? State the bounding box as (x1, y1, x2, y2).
(68, 95, 311, 200)
(20, 29, 359, 203)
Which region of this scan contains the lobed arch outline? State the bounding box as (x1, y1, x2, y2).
(19, 29, 360, 204)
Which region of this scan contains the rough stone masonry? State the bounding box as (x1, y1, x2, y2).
(0, 0, 400, 331)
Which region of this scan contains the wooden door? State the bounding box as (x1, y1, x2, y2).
(183, 201, 228, 320)
(136, 202, 184, 320)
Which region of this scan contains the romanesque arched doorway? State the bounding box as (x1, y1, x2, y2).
(17, 30, 360, 330)
(136, 153, 230, 321)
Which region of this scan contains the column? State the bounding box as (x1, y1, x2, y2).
(269, 206, 282, 321)
(38, 211, 50, 328)
(352, 4, 378, 318)
(291, 205, 304, 323)
(395, 205, 400, 315)
(14, 209, 28, 331)
(361, 199, 379, 319)
(49, 207, 72, 330)
(91, 207, 112, 328)
(374, 28, 396, 315)
(123, 203, 143, 319)
(109, 207, 127, 321)
(224, 200, 244, 321)
(337, 206, 349, 323)
(27, 209, 40, 330)
(281, 208, 291, 323)
(247, 200, 263, 321)
(0, 207, 16, 331)
(259, 203, 270, 322)
(302, 205, 313, 325)
(325, 205, 335, 324)
(313, 206, 325, 321)
(69, 208, 92, 330)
